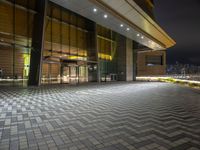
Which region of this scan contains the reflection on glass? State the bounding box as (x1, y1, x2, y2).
(0, 1, 34, 85)
(42, 2, 95, 84)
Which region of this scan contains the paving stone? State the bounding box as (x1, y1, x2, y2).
(0, 82, 200, 149)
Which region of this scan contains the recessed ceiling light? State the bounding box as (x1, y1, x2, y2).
(137, 33, 140, 37)
(126, 28, 130, 31)
(141, 36, 144, 39)
(120, 24, 124, 27)
(104, 14, 108, 18)
(93, 8, 97, 12)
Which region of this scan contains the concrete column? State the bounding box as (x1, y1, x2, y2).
(28, 0, 47, 86)
(163, 50, 167, 74)
(126, 38, 133, 81)
(117, 35, 126, 81)
(87, 22, 98, 82)
(95, 24, 101, 83)
(132, 48, 137, 81)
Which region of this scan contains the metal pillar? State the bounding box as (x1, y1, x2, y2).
(28, 0, 47, 86)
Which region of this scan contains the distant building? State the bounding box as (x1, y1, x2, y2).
(0, 0, 175, 86)
(167, 63, 200, 75)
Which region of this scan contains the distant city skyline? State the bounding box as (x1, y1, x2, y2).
(154, 0, 200, 65)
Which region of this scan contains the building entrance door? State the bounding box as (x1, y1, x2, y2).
(61, 60, 89, 84)
(61, 65, 78, 84)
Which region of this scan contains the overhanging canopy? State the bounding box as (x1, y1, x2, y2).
(51, 0, 176, 50)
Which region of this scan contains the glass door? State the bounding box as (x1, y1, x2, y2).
(78, 65, 88, 83)
(61, 65, 78, 84)
(61, 63, 88, 84)
(69, 66, 78, 84)
(62, 66, 70, 84)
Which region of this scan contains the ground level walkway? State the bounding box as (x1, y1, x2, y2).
(0, 82, 200, 150)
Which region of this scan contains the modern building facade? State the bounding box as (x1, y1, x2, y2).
(0, 0, 175, 86)
(134, 0, 167, 76)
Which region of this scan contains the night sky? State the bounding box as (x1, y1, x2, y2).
(153, 0, 200, 65)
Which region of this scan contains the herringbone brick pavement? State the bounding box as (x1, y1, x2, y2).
(0, 82, 200, 150)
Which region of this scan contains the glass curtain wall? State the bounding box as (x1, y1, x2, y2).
(97, 25, 118, 82)
(0, 0, 36, 85)
(42, 2, 95, 84)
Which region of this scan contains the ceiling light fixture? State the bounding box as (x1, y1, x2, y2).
(93, 8, 97, 12)
(104, 14, 108, 18)
(120, 24, 124, 27)
(126, 28, 130, 31)
(137, 33, 140, 37)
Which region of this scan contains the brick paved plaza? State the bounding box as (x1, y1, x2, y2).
(0, 82, 200, 150)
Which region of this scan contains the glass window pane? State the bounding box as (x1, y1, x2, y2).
(61, 23, 70, 54)
(50, 63, 60, 83)
(146, 55, 163, 66)
(70, 26, 77, 55)
(29, 0, 36, 10)
(52, 6, 61, 20)
(0, 45, 13, 78)
(15, 7, 28, 47)
(15, 7, 28, 37)
(28, 12, 35, 46)
(15, 0, 27, 7)
(62, 10, 70, 23)
(0, 2, 13, 38)
(52, 20, 61, 52)
(70, 13, 77, 26)
(14, 46, 30, 79)
(45, 18, 52, 52)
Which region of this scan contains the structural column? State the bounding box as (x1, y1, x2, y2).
(117, 35, 126, 81)
(132, 48, 137, 81)
(95, 24, 101, 83)
(28, 0, 47, 86)
(126, 38, 133, 81)
(163, 50, 167, 74)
